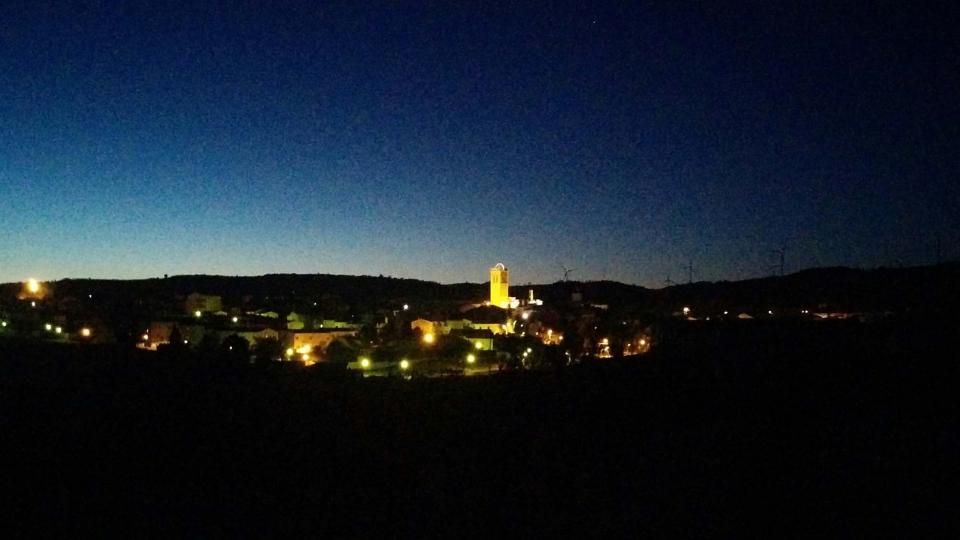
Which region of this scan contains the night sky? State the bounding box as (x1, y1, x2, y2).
(1, 2, 957, 286)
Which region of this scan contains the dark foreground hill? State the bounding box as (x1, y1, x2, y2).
(1, 312, 957, 536)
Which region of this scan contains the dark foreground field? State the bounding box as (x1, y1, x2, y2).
(1, 317, 958, 537)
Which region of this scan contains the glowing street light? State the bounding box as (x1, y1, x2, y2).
(422, 332, 435, 345)
(474, 341, 483, 350)
(301, 353, 310, 362)
(27, 279, 40, 294)
(142, 333, 150, 341)
(232, 316, 239, 323)
(44, 323, 53, 332)
(285, 348, 294, 358)
(80, 328, 92, 338)
(54, 326, 62, 334)
(359, 357, 371, 369)
(639, 338, 646, 346)
(1, 321, 7, 328)
(403, 304, 409, 311)
(399, 359, 410, 370)
(682, 306, 691, 316)
(466, 353, 476, 364)
(194, 310, 202, 318)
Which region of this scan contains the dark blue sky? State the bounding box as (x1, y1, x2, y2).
(1, 1, 957, 286)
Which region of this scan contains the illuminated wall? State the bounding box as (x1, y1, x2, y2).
(490, 263, 510, 308)
(280, 329, 358, 356)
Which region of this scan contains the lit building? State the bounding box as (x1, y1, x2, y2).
(279, 329, 359, 360)
(410, 318, 471, 337)
(185, 293, 222, 315)
(490, 263, 510, 308)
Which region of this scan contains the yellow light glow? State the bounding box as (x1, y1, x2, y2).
(44, 323, 52, 331)
(360, 357, 370, 368)
(285, 348, 294, 357)
(301, 353, 310, 362)
(142, 334, 149, 341)
(27, 279, 40, 294)
(403, 304, 409, 310)
(194, 310, 202, 318)
(55, 326, 62, 334)
(399, 359, 410, 370)
(1, 321, 7, 327)
(466, 354, 476, 364)
(547, 329, 552, 335)
(81, 328, 92, 338)
(232, 316, 239, 323)
(474, 341, 483, 350)
(682, 306, 691, 316)
(639, 338, 646, 346)
(422, 332, 435, 344)
(600, 338, 609, 345)
(521, 312, 530, 320)
(296, 345, 313, 354)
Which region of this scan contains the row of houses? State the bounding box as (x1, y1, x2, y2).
(140, 321, 359, 362)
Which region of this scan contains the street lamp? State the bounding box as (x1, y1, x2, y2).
(466, 354, 476, 364)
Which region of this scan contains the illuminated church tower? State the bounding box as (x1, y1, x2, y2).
(490, 263, 510, 308)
